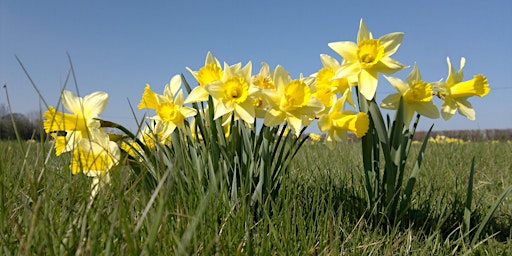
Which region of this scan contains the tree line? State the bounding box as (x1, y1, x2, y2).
(0, 104, 43, 140)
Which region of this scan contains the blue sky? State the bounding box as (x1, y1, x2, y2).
(1, 1, 511, 132)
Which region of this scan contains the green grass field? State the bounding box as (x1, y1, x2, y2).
(1, 139, 511, 255)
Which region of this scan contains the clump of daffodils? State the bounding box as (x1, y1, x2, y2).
(42, 18, 490, 198)
(428, 135, 468, 144)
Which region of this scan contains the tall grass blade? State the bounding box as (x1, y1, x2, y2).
(471, 185, 512, 246)
(463, 157, 476, 235)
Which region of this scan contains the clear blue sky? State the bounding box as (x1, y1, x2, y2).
(1, 0, 511, 132)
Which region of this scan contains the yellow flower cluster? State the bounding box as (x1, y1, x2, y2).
(41, 19, 491, 197)
(427, 135, 468, 144)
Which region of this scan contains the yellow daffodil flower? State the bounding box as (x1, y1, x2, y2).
(70, 128, 120, 197)
(252, 62, 275, 118)
(308, 133, 322, 144)
(200, 61, 259, 125)
(185, 52, 224, 102)
(317, 92, 369, 149)
(138, 74, 197, 135)
(312, 54, 354, 109)
(43, 90, 108, 155)
(139, 120, 173, 150)
(434, 57, 490, 120)
(262, 65, 324, 134)
(380, 64, 440, 125)
(328, 19, 407, 100)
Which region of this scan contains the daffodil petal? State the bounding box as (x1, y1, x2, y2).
(376, 56, 407, 74)
(184, 86, 209, 104)
(234, 101, 256, 124)
(264, 109, 285, 127)
(328, 41, 359, 62)
(415, 102, 440, 119)
(358, 69, 378, 100)
(456, 98, 475, 120)
(384, 75, 408, 94)
(286, 116, 302, 135)
(441, 98, 457, 120)
(317, 114, 331, 132)
(357, 19, 372, 42)
(61, 90, 81, 114)
(319, 54, 340, 70)
(380, 93, 401, 110)
(378, 32, 404, 56)
(333, 62, 360, 79)
(83, 91, 108, 117)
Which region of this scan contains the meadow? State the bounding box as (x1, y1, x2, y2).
(1, 137, 510, 255)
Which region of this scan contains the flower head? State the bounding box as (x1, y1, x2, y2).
(262, 65, 324, 134)
(434, 57, 490, 120)
(43, 90, 108, 155)
(203, 61, 259, 124)
(252, 62, 276, 118)
(70, 128, 120, 197)
(380, 64, 440, 125)
(185, 52, 224, 103)
(328, 19, 407, 100)
(317, 92, 369, 148)
(138, 74, 197, 134)
(312, 54, 354, 109)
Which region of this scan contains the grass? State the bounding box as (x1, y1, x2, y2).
(1, 139, 511, 255)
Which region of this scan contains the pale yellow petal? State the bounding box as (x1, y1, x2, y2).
(357, 19, 372, 42)
(319, 54, 340, 69)
(384, 75, 408, 94)
(61, 90, 81, 114)
(378, 32, 404, 56)
(376, 56, 407, 74)
(405, 64, 422, 85)
(184, 86, 210, 104)
(317, 114, 331, 132)
(82, 91, 108, 117)
(168, 74, 182, 97)
(441, 98, 457, 120)
(333, 62, 360, 79)
(180, 106, 198, 118)
(286, 116, 302, 135)
(414, 102, 440, 120)
(234, 101, 255, 124)
(455, 98, 475, 120)
(358, 69, 378, 100)
(264, 109, 285, 127)
(380, 93, 401, 110)
(328, 41, 359, 63)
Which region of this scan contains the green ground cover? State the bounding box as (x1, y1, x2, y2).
(0, 139, 511, 255)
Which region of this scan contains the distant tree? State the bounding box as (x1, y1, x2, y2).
(0, 111, 42, 140)
(0, 103, 6, 117)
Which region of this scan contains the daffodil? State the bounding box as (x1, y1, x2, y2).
(434, 57, 490, 120)
(252, 62, 275, 90)
(380, 64, 440, 125)
(138, 74, 197, 135)
(317, 92, 369, 149)
(138, 120, 173, 150)
(252, 62, 275, 118)
(308, 133, 322, 144)
(262, 65, 324, 134)
(70, 128, 120, 197)
(199, 61, 259, 125)
(328, 19, 407, 100)
(185, 52, 224, 102)
(43, 90, 108, 155)
(312, 54, 354, 109)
